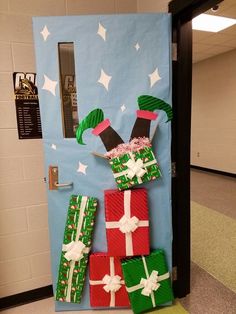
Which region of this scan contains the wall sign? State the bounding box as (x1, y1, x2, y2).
(13, 72, 42, 139)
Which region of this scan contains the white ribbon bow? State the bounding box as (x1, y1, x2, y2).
(125, 158, 146, 179)
(119, 215, 139, 233)
(102, 274, 123, 293)
(62, 240, 87, 262)
(140, 270, 160, 296)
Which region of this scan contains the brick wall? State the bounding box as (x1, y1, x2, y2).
(0, 0, 137, 298)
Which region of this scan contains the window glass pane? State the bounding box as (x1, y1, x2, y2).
(58, 43, 78, 138)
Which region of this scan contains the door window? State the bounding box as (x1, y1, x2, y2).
(58, 43, 78, 138)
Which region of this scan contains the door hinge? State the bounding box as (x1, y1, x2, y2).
(172, 162, 177, 177)
(172, 43, 177, 61)
(172, 266, 177, 281)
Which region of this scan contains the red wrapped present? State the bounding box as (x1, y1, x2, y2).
(105, 188, 149, 256)
(89, 253, 130, 307)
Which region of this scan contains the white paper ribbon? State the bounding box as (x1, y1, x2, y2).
(125, 158, 146, 179)
(105, 190, 149, 256)
(126, 256, 170, 308)
(119, 215, 139, 233)
(90, 257, 125, 307)
(64, 196, 88, 303)
(140, 270, 160, 296)
(102, 274, 123, 293)
(113, 151, 158, 184)
(62, 240, 90, 262)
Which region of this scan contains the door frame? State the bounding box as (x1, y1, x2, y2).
(169, 0, 223, 298)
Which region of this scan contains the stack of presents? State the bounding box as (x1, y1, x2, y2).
(55, 95, 174, 313)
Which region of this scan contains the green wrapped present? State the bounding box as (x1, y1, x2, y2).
(56, 195, 98, 303)
(108, 142, 161, 191)
(121, 249, 174, 314)
(75, 96, 173, 191)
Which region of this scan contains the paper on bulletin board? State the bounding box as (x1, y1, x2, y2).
(13, 72, 42, 139)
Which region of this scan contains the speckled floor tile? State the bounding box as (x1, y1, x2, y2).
(191, 169, 236, 219)
(1, 298, 187, 314)
(191, 201, 236, 292)
(180, 262, 236, 314)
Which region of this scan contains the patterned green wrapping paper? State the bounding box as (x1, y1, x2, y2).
(56, 195, 97, 303)
(121, 249, 174, 314)
(109, 146, 161, 190)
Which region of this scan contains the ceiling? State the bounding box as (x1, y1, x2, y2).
(139, 0, 236, 63)
(192, 0, 236, 63)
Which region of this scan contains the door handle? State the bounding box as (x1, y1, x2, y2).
(48, 166, 73, 190)
(54, 182, 73, 188)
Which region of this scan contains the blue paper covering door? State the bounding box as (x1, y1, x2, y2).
(33, 14, 172, 311)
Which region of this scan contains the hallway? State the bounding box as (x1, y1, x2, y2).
(181, 169, 236, 313)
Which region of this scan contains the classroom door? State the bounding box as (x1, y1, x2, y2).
(33, 14, 172, 311)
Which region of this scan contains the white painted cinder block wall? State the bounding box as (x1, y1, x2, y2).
(137, 0, 168, 12)
(191, 49, 236, 174)
(0, 0, 137, 298)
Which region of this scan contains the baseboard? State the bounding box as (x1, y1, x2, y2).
(0, 285, 53, 310)
(191, 165, 236, 178)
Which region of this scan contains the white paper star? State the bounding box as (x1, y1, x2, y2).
(40, 25, 50, 41)
(98, 69, 112, 91)
(51, 144, 57, 150)
(121, 104, 126, 112)
(135, 42, 140, 51)
(42, 75, 58, 96)
(97, 22, 106, 41)
(77, 162, 87, 175)
(149, 68, 161, 88)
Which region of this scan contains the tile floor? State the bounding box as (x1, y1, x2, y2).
(181, 262, 236, 314)
(190, 169, 236, 219)
(1, 298, 188, 314)
(180, 169, 236, 313)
